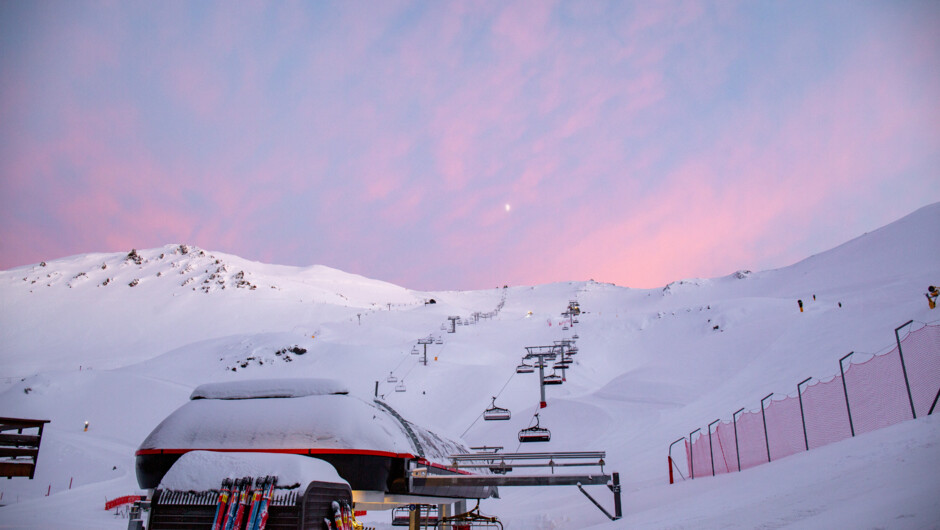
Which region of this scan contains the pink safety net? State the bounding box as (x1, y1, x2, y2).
(713, 420, 737, 475)
(764, 395, 806, 460)
(901, 324, 940, 416)
(801, 376, 852, 449)
(689, 430, 713, 478)
(682, 323, 939, 481)
(843, 348, 913, 435)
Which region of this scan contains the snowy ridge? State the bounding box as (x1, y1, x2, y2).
(0, 203, 938, 529)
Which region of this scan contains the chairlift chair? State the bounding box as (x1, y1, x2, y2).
(515, 361, 534, 374)
(434, 502, 503, 529)
(553, 360, 571, 370)
(411, 346, 419, 355)
(543, 372, 564, 385)
(393, 505, 439, 527)
(562, 325, 569, 331)
(572, 333, 579, 340)
(483, 397, 511, 421)
(395, 380, 406, 392)
(387, 372, 398, 383)
(518, 414, 551, 443)
(435, 337, 443, 345)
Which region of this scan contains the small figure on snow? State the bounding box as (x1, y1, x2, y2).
(927, 285, 939, 309)
(797, 299, 803, 313)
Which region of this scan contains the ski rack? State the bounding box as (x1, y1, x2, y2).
(408, 451, 621, 521)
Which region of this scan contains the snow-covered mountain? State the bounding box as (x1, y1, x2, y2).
(1, 203, 938, 529)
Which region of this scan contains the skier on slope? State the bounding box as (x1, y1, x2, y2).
(927, 285, 939, 309)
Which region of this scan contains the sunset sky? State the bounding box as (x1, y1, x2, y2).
(1, 1, 938, 291)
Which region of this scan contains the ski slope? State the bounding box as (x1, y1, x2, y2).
(0, 204, 938, 529)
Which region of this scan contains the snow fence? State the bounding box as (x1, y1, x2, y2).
(676, 321, 940, 481)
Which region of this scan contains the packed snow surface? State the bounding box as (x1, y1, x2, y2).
(0, 203, 938, 529)
(158, 451, 345, 492)
(190, 378, 348, 400)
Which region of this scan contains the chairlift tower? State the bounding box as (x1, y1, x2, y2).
(524, 345, 563, 408)
(447, 316, 460, 333)
(553, 339, 576, 381)
(417, 337, 434, 366)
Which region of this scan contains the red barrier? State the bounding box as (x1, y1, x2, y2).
(105, 495, 145, 511)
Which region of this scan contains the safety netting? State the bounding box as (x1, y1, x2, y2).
(682, 323, 939, 480)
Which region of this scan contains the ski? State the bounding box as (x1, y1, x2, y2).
(244, 476, 266, 530)
(210, 478, 233, 530)
(342, 501, 353, 530)
(332, 500, 344, 530)
(229, 476, 253, 530)
(223, 477, 248, 530)
(220, 477, 243, 530)
(255, 475, 277, 530)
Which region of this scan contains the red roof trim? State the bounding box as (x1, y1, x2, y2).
(134, 447, 417, 459)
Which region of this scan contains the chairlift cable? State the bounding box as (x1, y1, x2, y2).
(459, 369, 517, 438)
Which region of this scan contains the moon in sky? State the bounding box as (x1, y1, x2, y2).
(505, 203, 511, 212)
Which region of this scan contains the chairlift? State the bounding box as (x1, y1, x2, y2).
(387, 372, 398, 383)
(553, 360, 571, 370)
(435, 337, 443, 345)
(395, 380, 407, 392)
(573, 318, 579, 324)
(572, 334, 579, 340)
(411, 346, 419, 355)
(434, 502, 503, 529)
(562, 325, 569, 331)
(515, 361, 534, 374)
(393, 505, 438, 526)
(567, 346, 579, 355)
(518, 414, 551, 443)
(543, 372, 564, 385)
(483, 397, 511, 421)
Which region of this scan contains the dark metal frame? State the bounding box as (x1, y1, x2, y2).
(797, 377, 812, 451)
(839, 352, 856, 437)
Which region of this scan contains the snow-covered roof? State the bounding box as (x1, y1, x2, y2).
(190, 378, 348, 400)
(140, 384, 467, 463)
(158, 451, 346, 491)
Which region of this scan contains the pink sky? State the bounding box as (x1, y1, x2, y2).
(1, 1, 938, 290)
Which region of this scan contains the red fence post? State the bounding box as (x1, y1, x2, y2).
(668, 437, 685, 484)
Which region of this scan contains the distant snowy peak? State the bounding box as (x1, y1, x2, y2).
(3, 243, 422, 307)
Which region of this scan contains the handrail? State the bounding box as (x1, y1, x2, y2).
(450, 451, 604, 462)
